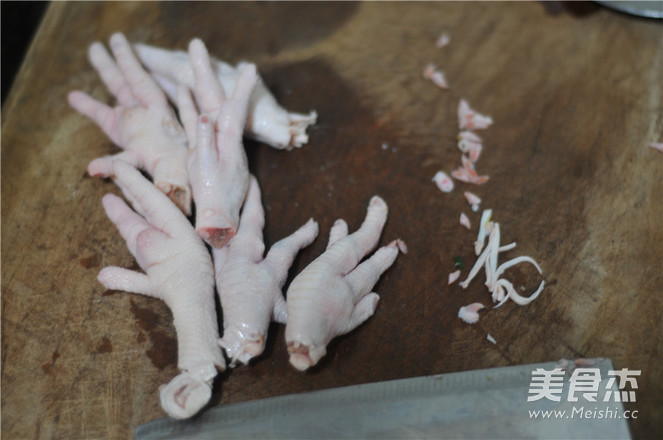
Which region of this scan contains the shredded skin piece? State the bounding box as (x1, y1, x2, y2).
(436, 32, 451, 49)
(499, 242, 516, 252)
(458, 302, 484, 324)
(458, 131, 482, 143)
(460, 212, 471, 230)
(464, 191, 481, 207)
(474, 209, 492, 255)
(395, 239, 409, 254)
(423, 63, 449, 89)
(458, 99, 493, 130)
(448, 269, 461, 285)
(460, 211, 545, 307)
(452, 124, 488, 184)
(468, 143, 482, 163)
(451, 156, 489, 185)
(457, 133, 483, 163)
(432, 170, 454, 193)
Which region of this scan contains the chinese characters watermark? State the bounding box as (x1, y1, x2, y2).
(527, 367, 640, 403)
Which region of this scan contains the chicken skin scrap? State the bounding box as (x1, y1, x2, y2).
(68, 33, 191, 215)
(285, 196, 405, 371)
(98, 160, 224, 419)
(213, 175, 319, 366)
(177, 38, 257, 249)
(133, 41, 317, 150)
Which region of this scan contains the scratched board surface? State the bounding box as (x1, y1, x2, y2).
(1, 2, 661, 439)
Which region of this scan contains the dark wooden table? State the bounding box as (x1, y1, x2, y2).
(2, 2, 661, 439)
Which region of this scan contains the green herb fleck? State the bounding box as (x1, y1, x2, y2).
(453, 256, 465, 270)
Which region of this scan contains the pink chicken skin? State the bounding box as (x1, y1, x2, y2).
(68, 33, 191, 215)
(177, 38, 257, 249)
(213, 175, 319, 366)
(97, 160, 225, 420)
(133, 42, 317, 150)
(285, 196, 404, 371)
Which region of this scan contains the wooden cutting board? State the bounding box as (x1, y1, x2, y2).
(2, 2, 661, 439)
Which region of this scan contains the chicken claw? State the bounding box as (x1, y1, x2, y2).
(177, 38, 258, 248)
(133, 41, 317, 150)
(213, 175, 319, 366)
(285, 196, 404, 371)
(68, 33, 191, 214)
(98, 160, 224, 419)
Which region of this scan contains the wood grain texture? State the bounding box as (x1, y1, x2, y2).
(2, 2, 661, 439)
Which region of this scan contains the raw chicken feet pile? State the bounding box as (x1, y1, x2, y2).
(70, 32, 403, 420)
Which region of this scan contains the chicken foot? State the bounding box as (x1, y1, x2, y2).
(98, 160, 224, 419)
(285, 196, 404, 371)
(133, 41, 317, 150)
(177, 38, 257, 248)
(213, 175, 319, 366)
(68, 33, 191, 214)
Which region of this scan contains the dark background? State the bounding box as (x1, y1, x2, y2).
(2, 1, 49, 104)
(0, 1, 645, 106)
